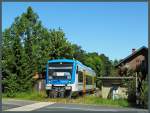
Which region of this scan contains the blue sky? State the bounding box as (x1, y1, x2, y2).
(2, 2, 148, 60)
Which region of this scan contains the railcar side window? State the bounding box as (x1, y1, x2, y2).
(86, 76, 92, 85)
(78, 71, 83, 83)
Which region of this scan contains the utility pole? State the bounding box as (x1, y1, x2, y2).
(135, 72, 139, 105)
(83, 70, 86, 96)
(82, 70, 86, 104)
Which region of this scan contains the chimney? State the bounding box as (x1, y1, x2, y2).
(132, 48, 136, 54)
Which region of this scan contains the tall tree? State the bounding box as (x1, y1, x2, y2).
(99, 54, 112, 76)
(2, 20, 24, 95)
(84, 52, 102, 77)
(49, 28, 73, 59)
(2, 6, 51, 95)
(72, 44, 86, 62)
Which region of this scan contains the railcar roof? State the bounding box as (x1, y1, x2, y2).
(48, 59, 95, 75)
(48, 59, 75, 63)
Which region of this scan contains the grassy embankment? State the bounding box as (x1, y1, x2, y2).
(2, 91, 129, 108)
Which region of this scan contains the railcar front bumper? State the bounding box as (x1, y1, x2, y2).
(51, 85, 72, 92)
(46, 84, 72, 90)
(46, 84, 72, 98)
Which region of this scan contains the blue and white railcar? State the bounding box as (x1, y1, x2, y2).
(45, 59, 96, 98)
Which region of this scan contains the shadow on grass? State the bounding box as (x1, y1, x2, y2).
(127, 101, 148, 110)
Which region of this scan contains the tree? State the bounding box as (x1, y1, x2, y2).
(2, 28, 17, 96)
(109, 59, 119, 77)
(84, 52, 102, 76)
(99, 54, 112, 76)
(71, 44, 86, 62)
(2, 20, 24, 95)
(113, 59, 119, 66)
(2, 6, 51, 95)
(141, 80, 148, 108)
(49, 28, 74, 59)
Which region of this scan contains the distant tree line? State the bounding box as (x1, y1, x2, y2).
(2, 7, 119, 97)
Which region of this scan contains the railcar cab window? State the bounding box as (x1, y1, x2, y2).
(48, 62, 73, 80)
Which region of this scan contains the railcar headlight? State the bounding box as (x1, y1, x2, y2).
(46, 84, 52, 89)
(49, 76, 52, 79)
(67, 75, 71, 79)
(65, 86, 71, 90)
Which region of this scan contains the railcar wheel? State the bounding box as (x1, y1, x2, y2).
(53, 91, 57, 98)
(68, 91, 72, 99)
(72, 92, 79, 99)
(46, 90, 50, 98)
(65, 90, 71, 98)
(59, 91, 65, 98)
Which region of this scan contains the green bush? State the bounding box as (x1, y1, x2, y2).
(2, 74, 19, 97)
(141, 81, 148, 108)
(127, 79, 136, 103)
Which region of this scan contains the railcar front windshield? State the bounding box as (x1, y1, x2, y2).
(48, 62, 73, 80)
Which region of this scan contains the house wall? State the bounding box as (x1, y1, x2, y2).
(101, 86, 111, 99)
(34, 79, 45, 92)
(117, 87, 128, 99)
(117, 49, 148, 76)
(101, 85, 128, 99)
(125, 54, 145, 71)
(33, 72, 46, 93)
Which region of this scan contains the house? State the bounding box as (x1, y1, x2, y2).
(115, 46, 148, 104)
(33, 72, 46, 93)
(115, 46, 148, 78)
(98, 46, 148, 101)
(98, 76, 134, 100)
(115, 46, 148, 93)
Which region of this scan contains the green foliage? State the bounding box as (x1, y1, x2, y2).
(2, 74, 18, 97)
(71, 44, 86, 63)
(127, 79, 136, 103)
(83, 52, 113, 77)
(141, 81, 148, 108)
(82, 53, 116, 88)
(2, 6, 45, 95)
(49, 29, 74, 59)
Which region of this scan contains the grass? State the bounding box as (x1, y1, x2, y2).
(2, 91, 47, 101)
(77, 96, 129, 107)
(2, 91, 129, 108)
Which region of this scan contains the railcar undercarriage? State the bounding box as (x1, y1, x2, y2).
(46, 86, 96, 98)
(46, 86, 72, 98)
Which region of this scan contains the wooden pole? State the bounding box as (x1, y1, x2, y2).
(92, 77, 94, 94)
(135, 72, 139, 105)
(83, 70, 86, 96)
